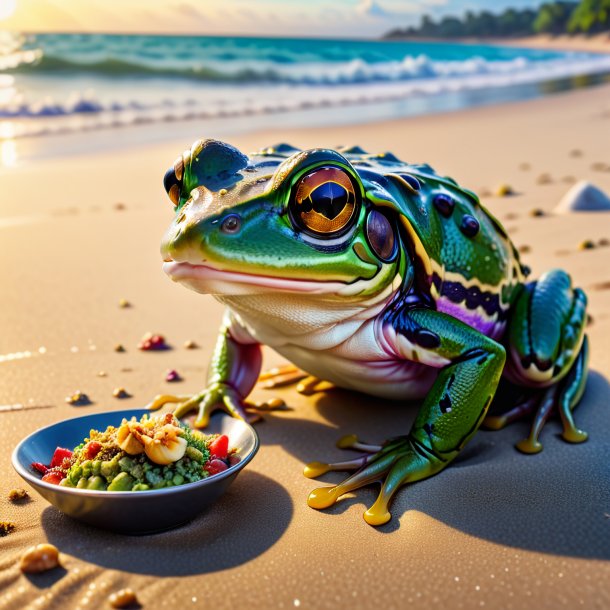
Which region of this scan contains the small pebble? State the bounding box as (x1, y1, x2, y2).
(66, 391, 91, 406)
(591, 162, 608, 172)
(599, 238, 609, 246)
(504, 212, 519, 221)
(537, 173, 552, 185)
(165, 369, 181, 382)
(562, 175, 576, 184)
(495, 184, 514, 197)
(19, 543, 60, 574)
(587, 313, 594, 326)
(529, 208, 545, 217)
(98, 371, 108, 377)
(138, 332, 169, 351)
(266, 397, 286, 409)
(184, 340, 198, 349)
(518, 162, 530, 171)
(115, 344, 126, 353)
(108, 588, 138, 608)
(113, 387, 130, 399)
(118, 298, 131, 308)
(591, 281, 610, 291)
(8, 488, 29, 502)
(0, 521, 16, 536)
(578, 240, 596, 251)
(114, 202, 126, 211)
(569, 149, 582, 158)
(518, 245, 531, 254)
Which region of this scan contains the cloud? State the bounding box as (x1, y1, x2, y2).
(356, 0, 388, 17)
(355, 0, 437, 20)
(175, 3, 204, 18)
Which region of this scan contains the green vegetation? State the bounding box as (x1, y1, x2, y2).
(383, 1, 610, 39)
(568, 0, 610, 32)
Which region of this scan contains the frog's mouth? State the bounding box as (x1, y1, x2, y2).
(163, 261, 348, 296)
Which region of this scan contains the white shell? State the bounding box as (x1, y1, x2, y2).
(555, 181, 610, 213)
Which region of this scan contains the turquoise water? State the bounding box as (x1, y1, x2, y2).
(1, 32, 610, 139)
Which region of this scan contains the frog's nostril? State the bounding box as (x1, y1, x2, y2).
(220, 213, 241, 234)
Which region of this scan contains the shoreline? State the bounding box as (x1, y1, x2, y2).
(3, 32, 610, 160)
(5, 76, 610, 169)
(383, 33, 610, 54)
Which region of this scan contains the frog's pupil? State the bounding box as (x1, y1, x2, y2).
(303, 182, 350, 220)
(221, 214, 241, 234)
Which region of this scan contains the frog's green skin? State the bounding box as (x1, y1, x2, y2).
(156, 139, 589, 526)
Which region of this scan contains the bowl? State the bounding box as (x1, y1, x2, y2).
(12, 408, 259, 534)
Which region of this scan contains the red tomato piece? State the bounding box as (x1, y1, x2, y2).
(50, 447, 73, 468)
(31, 462, 49, 475)
(83, 441, 102, 460)
(204, 459, 228, 476)
(41, 471, 65, 485)
(208, 435, 229, 460)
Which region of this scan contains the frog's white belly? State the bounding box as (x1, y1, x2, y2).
(227, 301, 437, 401)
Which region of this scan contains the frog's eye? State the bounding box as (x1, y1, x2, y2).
(163, 156, 184, 207)
(366, 209, 397, 262)
(290, 166, 359, 237)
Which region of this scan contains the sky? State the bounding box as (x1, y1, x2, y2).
(0, 0, 545, 38)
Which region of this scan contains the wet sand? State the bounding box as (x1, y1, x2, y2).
(1, 82, 609, 609)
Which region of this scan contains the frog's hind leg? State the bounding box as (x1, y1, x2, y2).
(501, 269, 589, 452)
(483, 392, 539, 431)
(557, 334, 589, 444)
(259, 364, 335, 395)
(515, 337, 589, 453)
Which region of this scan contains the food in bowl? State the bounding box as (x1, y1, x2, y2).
(31, 413, 239, 491)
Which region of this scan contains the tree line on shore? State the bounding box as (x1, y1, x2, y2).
(383, 1, 610, 40)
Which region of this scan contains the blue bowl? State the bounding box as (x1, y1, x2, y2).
(12, 409, 259, 534)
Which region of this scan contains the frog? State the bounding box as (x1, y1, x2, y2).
(152, 138, 589, 526)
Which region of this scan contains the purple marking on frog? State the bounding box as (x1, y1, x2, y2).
(436, 297, 505, 340)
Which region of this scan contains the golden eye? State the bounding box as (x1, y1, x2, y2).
(291, 166, 358, 236)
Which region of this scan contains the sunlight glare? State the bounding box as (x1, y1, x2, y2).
(0, 0, 17, 21)
(1, 139, 17, 167)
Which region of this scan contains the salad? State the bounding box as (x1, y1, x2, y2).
(31, 413, 239, 491)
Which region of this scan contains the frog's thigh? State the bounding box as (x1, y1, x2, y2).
(506, 269, 587, 386)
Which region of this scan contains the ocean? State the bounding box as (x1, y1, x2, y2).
(1, 32, 610, 142)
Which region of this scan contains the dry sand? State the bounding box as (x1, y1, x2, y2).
(502, 33, 610, 54)
(1, 82, 609, 609)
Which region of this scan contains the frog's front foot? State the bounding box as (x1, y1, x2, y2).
(259, 364, 335, 395)
(305, 434, 441, 526)
(146, 383, 261, 428)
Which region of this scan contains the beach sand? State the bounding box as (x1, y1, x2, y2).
(1, 82, 609, 609)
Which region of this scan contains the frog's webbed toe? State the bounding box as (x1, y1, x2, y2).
(259, 364, 335, 395)
(145, 386, 261, 428)
(305, 435, 439, 526)
(259, 364, 307, 388)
